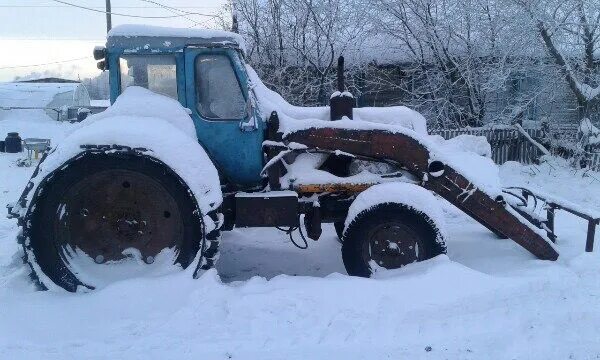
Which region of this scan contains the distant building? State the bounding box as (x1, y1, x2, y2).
(18, 77, 80, 84)
(0, 79, 91, 121)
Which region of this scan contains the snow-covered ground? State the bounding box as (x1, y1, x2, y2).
(1, 112, 600, 359)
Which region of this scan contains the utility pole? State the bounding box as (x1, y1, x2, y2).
(105, 0, 112, 33)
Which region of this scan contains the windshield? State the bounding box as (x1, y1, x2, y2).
(119, 55, 178, 99)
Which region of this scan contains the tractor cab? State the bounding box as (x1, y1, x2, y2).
(95, 25, 264, 187)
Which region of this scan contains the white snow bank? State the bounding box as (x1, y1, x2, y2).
(345, 183, 447, 243)
(0, 256, 534, 359)
(354, 106, 427, 135)
(429, 134, 492, 158)
(280, 153, 391, 187)
(90, 99, 110, 107)
(0, 109, 72, 142)
(436, 147, 502, 195)
(577, 118, 600, 146)
(246, 65, 330, 121)
(3, 144, 600, 358)
(66, 247, 182, 290)
(500, 157, 600, 219)
(20, 87, 221, 228)
(428, 134, 501, 192)
(83, 87, 197, 138)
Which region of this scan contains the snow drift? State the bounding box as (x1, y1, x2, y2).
(15, 87, 222, 230)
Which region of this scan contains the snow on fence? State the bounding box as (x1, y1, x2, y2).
(431, 128, 545, 165)
(432, 127, 600, 171)
(584, 146, 600, 172)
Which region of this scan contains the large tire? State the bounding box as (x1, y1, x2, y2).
(342, 203, 446, 277)
(24, 150, 218, 292)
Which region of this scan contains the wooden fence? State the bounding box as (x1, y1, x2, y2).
(584, 145, 600, 172)
(431, 128, 545, 165)
(432, 127, 600, 171)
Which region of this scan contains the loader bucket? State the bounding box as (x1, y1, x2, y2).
(284, 127, 559, 261)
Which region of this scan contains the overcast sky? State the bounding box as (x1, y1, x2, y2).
(0, 0, 226, 82)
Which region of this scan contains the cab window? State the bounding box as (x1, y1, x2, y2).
(119, 55, 178, 99)
(195, 54, 245, 120)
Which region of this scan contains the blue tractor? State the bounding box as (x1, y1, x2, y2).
(9, 25, 560, 292)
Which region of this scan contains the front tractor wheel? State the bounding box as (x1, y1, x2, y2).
(25, 152, 213, 292)
(342, 203, 446, 277)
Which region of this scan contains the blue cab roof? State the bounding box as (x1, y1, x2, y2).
(106, 24, 245, 53)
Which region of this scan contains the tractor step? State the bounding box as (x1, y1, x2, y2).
(235, 191, 298, 228)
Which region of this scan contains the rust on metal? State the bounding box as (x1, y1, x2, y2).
(296, 183, 374, 194)
(55, 169, 183, 263)
(285, 127, 559, 261)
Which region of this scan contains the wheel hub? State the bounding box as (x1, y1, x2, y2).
(54, 169, 184, 263)
(365, 222, 423, 269)
(115, 217, 147, 238)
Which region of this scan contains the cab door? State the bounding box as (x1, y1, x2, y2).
(184, 47, 264, 186)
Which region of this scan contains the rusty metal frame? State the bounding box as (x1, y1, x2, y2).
(507, 188, 600, 252)
(283, 127, 559, 261)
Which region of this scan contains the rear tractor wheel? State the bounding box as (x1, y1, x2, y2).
(342, 203, 446, 277)
(24, 151, 218, 292)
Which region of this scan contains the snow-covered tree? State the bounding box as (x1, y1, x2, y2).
(232, 0, 367, 105)
(514, 0, 600, 119)
(366, 0, 556, 128)
(229, 0, 598, 131)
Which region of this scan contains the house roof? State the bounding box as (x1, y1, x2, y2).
(18, 78, 79, 84)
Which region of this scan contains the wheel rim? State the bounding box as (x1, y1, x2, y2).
(362, 221, 425, 269)
(53, 169, 184, 264)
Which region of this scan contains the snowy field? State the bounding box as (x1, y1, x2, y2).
(1, 111, 600, 359)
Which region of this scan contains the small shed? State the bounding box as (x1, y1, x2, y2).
(0, 79, 91, 121)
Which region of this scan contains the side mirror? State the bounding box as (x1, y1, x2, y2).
(239, 97, 258, 132)
(94, 47, 108, 71)
(93, 46, 106, 60)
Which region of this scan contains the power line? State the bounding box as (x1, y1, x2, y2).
(137, 0, 201, 26)
(50, 0, 216, 19)
(138, 0, 215, 18)
(0, 5, 218, 9)
(0, 57, 89, 70)
(0, 38, 105, 41)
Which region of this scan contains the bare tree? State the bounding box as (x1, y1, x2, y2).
(229, 0, 598, 134)
(367, 0, 544, 128)
(514, 0, 600, 119)
(231, 0, 367, 105)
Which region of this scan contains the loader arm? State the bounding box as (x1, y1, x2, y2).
(284, 127, 559, 261)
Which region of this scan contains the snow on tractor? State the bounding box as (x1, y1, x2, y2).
(7, 25, 597, 292)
